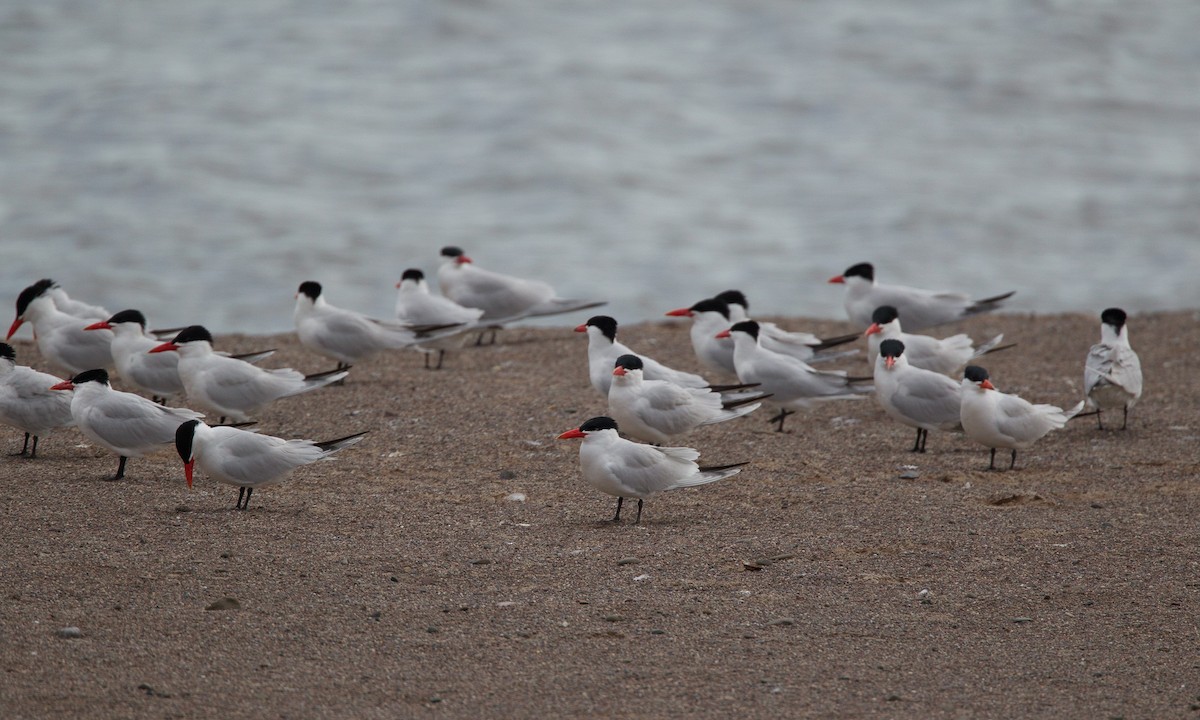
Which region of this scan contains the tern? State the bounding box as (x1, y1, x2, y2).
(51, 369, 204, 480)
(1083, 308, 1143, 430)
(150, 326, 348, 423)
(294, 281, 460, 370)
(437, 246, 605, 341)
(873, 339, 962, 452)
(556, 416, 748, 524)
(608, 354, 767, 445)
(174, 419, 367, 510)
(0, 343, 75, 458)
(712, 290, 861, 365)
(45, 284, 109, 322)
(394, 268, 485, 369)
(86, 309, 276, 403)
(664, 298, 739, 375)
(959, 365, 1083, 470)
(7, 279, 115, 375)
(577, 315, 713, 397)
(865, 305, 1011, 375)
(718, 320, 873, 432)
(829, 263, 1014, 331)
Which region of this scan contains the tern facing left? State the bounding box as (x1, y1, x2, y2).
(174, 419, 368, 510)
(829, 263, 1015, 331)
(959, 365, 1082, 470)
(557, 416, 748, 524)
(8, 279, 115, 375)
(0, 343, 75, 458)
(1083, 308, 1142, 430)
(51, 369, 204, 480)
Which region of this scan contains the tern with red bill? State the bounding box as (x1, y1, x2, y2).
(873, 339, 962, 453)
(829, 263, 1014, 331)
(1083, 308, 1142, 430)
(556, 416, 748, 524)
(712, 290, 861, 365)
(608, 354, 767, 445)
(51, 369, 203, 480)
(959, 365, 1083, 470)
(577, 315, 716, 397)
(8, 279, 114, 375)
(0, 343, 75, 458)
(150, 326, 347, 423)
(865, 305, 1010, 375)
(437, 246, 604, 327)
(719, 321, 873, 432)
(174, 419, 367, 510)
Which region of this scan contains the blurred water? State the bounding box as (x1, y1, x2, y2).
(1, 0, 1198, 335)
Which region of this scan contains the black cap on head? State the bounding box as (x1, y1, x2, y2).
(714, 290, 748, 310)
(15, 279, 56, 316)
(174, 419, 201, 463)
(843, 263, 874, 281)
(108, 309, 147, 327)
(690, 298, 730, 318)
(585, 315, 618, 341)
(963, 365, 989, 383)
(171, 326, 214, 345)
(1100, 307, 1127, 329)
(729, 320, 760, 339)
(70, 368, 110, 386)
(579, 416, 619, 433)
(298, 281, 322, 301)
(0, 343, 14, 361)
(871, 305, 899, 324)
(879, 339, 906, 358)
(614, 354, 644, 371)
(440, 246, 464, 258)
(401, 269, 424, 282)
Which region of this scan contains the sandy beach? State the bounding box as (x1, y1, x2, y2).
(1, 310, 1197, 718)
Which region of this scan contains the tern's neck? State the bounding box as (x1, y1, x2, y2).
(1101, 323, 1128, 345)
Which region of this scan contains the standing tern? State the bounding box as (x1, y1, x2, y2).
(865, 305, 1011, 375)
(873, 339, 962, 452)
(959, 365, 1083, 470)
(713, 290, 861, 365)
(829, 263, 1015, 331)
(1083, 308, 1143, 430)
(437, 246, 605, 331)
(0, 343, 75, 458)
(608, 354, 767, 445)
(556, 416, 748, 524)
(7, 279, 115, 375)
(718, 320, 873, 432)
(86, 309, 276, 403)
(50, 369, 204, 480)
(150, 326, 348, 423)
(577, 315, 716, 397)
(294, 281, 460, 370)
(174, 419, 367, 510)
(394, 268, 485, 369)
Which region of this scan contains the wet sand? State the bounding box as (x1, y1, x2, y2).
(1, 310, 1197, 718)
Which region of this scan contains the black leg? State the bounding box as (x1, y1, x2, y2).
(30, 435, 39, 459)
(10, 432, 31, 457)
(219, 416, 227, 425)
(113, 456, 128, 480)
(634, 499, 644, 525)
(1121, 406, 1129, 430)
(1009, 449, 1017, 470)
(237, 487, 247, 510)
(769, 408, 794, 433)
(612, 496, 624, 523)
(435, 349, 445, 370)
(988, 448, 997, 471)
(912, 428, 928, 453)
(245, 487, 253, 509)
(1096, 409, 1104, 430)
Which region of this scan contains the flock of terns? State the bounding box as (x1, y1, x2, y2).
(2, 249, 1144, 521)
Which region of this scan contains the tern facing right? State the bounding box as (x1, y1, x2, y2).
(51, 369, 204, 480)
(577, 315, 711, 397)
(1083, 308, 1142, 430)
(608, 354, 766, 445)
(0, 343, 75, 458)
(174, 419, 368, 510)
(959, 365, 1082, 470)
(829, 263, 1015, 331)
(873, 339, 962, 453)
(557, 416, 748, 524)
